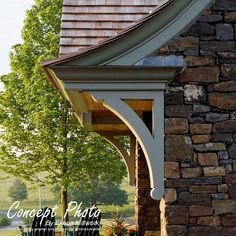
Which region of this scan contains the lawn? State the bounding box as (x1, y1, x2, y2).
(0, 172, 135, 235)
(0, 230, 20, 236)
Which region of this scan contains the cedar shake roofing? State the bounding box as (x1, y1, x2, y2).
(60, 0, 167, 55)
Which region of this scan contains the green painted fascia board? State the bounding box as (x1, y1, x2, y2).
(50, 65, 182, 82)
(58, 0, 213, 67)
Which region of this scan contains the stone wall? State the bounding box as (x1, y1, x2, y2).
(135, 143, 160, 235)
(159, 0, 236, 235)
(135, 113, 161, 235)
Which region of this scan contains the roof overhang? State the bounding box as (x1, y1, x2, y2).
(43, 0, 213, 67)
(42, 0, 214, 199)
(46, 60, 183, 131)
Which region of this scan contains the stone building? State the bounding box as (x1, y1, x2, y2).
(43, 0, 236, 235)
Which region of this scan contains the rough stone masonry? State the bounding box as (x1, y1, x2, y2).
(136, 0, 236, 235)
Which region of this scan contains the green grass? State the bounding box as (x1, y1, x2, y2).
(0, 172, 135, 235)
(0, 230, 20, 236)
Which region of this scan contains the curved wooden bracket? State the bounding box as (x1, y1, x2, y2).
(90, 91, 164, 200)
(101, 134, 136, 186)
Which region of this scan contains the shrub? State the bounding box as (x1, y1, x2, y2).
(0, 216, 11, 226)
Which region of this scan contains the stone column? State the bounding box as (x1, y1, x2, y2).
(135, 111, 160, 236)
(135, 142, 160, 236)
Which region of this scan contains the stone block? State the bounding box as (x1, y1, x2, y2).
(198, 153, 218, 166)
(221, 64, 236, 79)
(165, 135, 193, 161)
(165, 118, 189, 134)
(200, 41, 235, 54)
(180, 67, 219, 84)
(184, 85, 206, 102)
(165, 177, 222, 188)
(213, 199, 236, 215)
(165, 105, 192, 117)
(203, 167, 225, 176)
(212, 133, 233, 144)
(216, 23, 234, 41)
(181, 167, 202, 178)
(144, 231, 160, 236)
(229, 143, 236, 159)
(225, 174, 236, 184)
(192, 135, 211, 144)
(193, 104, 210, 113)
(224, 11, 236, 22)
(214, 0, 236, 11)
(163, 188, 177, 204)
(189, 185, 217, 194)
(189, 117, 205, 124)
(211, 193, 225, 199)
(218, 52, 236, 59)
(169, 36, 198, 52)
(179, 192, 211, 206)
(213, 81, 236, 92)
(164, 162, 180, 179)
(205, 113, 229, 123)
(190, 124, 212, 134)
(186, 23, 214, 36)
(165, 225, 187, 236)
(213, 120, 236, 133)
(218, 151, 229, 160)
(189, 226, 236, 236)
(229, 185, 236, 199)
(185, 56, 215, 67)
(165, 92, 183, 105)
(164, 205, 189, 224)
(189, 206, 213, 217)
(209, 93, 236, 110)
(189, 217, 197, 224)
(198, 14, 223, 23)
(194, 143, 226, 152)
(197, 216, 220, 226)
(221, 215, 236, 226)
(217, 184, 228, 193)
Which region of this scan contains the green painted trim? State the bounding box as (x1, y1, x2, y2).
(51, 65, 181, 82)
(91, 91, 165, 200)
(64, 83, 167, 91)
(58, 0, 213, 66)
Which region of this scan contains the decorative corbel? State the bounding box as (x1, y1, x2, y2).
(90, 91, 165, 200)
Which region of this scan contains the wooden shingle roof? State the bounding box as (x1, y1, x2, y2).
(60, 0, 164, 54)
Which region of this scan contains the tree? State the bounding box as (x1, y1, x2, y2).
(53, 177, 128, 207)
(0, 0, 127, 220)
(8, 179, 28, 201)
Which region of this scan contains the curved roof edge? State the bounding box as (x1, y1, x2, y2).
(42, 0, 214, 67)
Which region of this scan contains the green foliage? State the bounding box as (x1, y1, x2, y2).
(104, 212, 129, 236)
(0, 216, 11, 227)
(98, 184, 128, 206)
(8, 179, 28, 201)
(53, 179, 128, 207)
(0, 0, 127, 218)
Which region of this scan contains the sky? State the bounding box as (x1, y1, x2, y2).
(0, 0, 34, 77)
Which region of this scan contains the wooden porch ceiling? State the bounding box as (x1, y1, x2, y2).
(83, 94, 153, 131)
